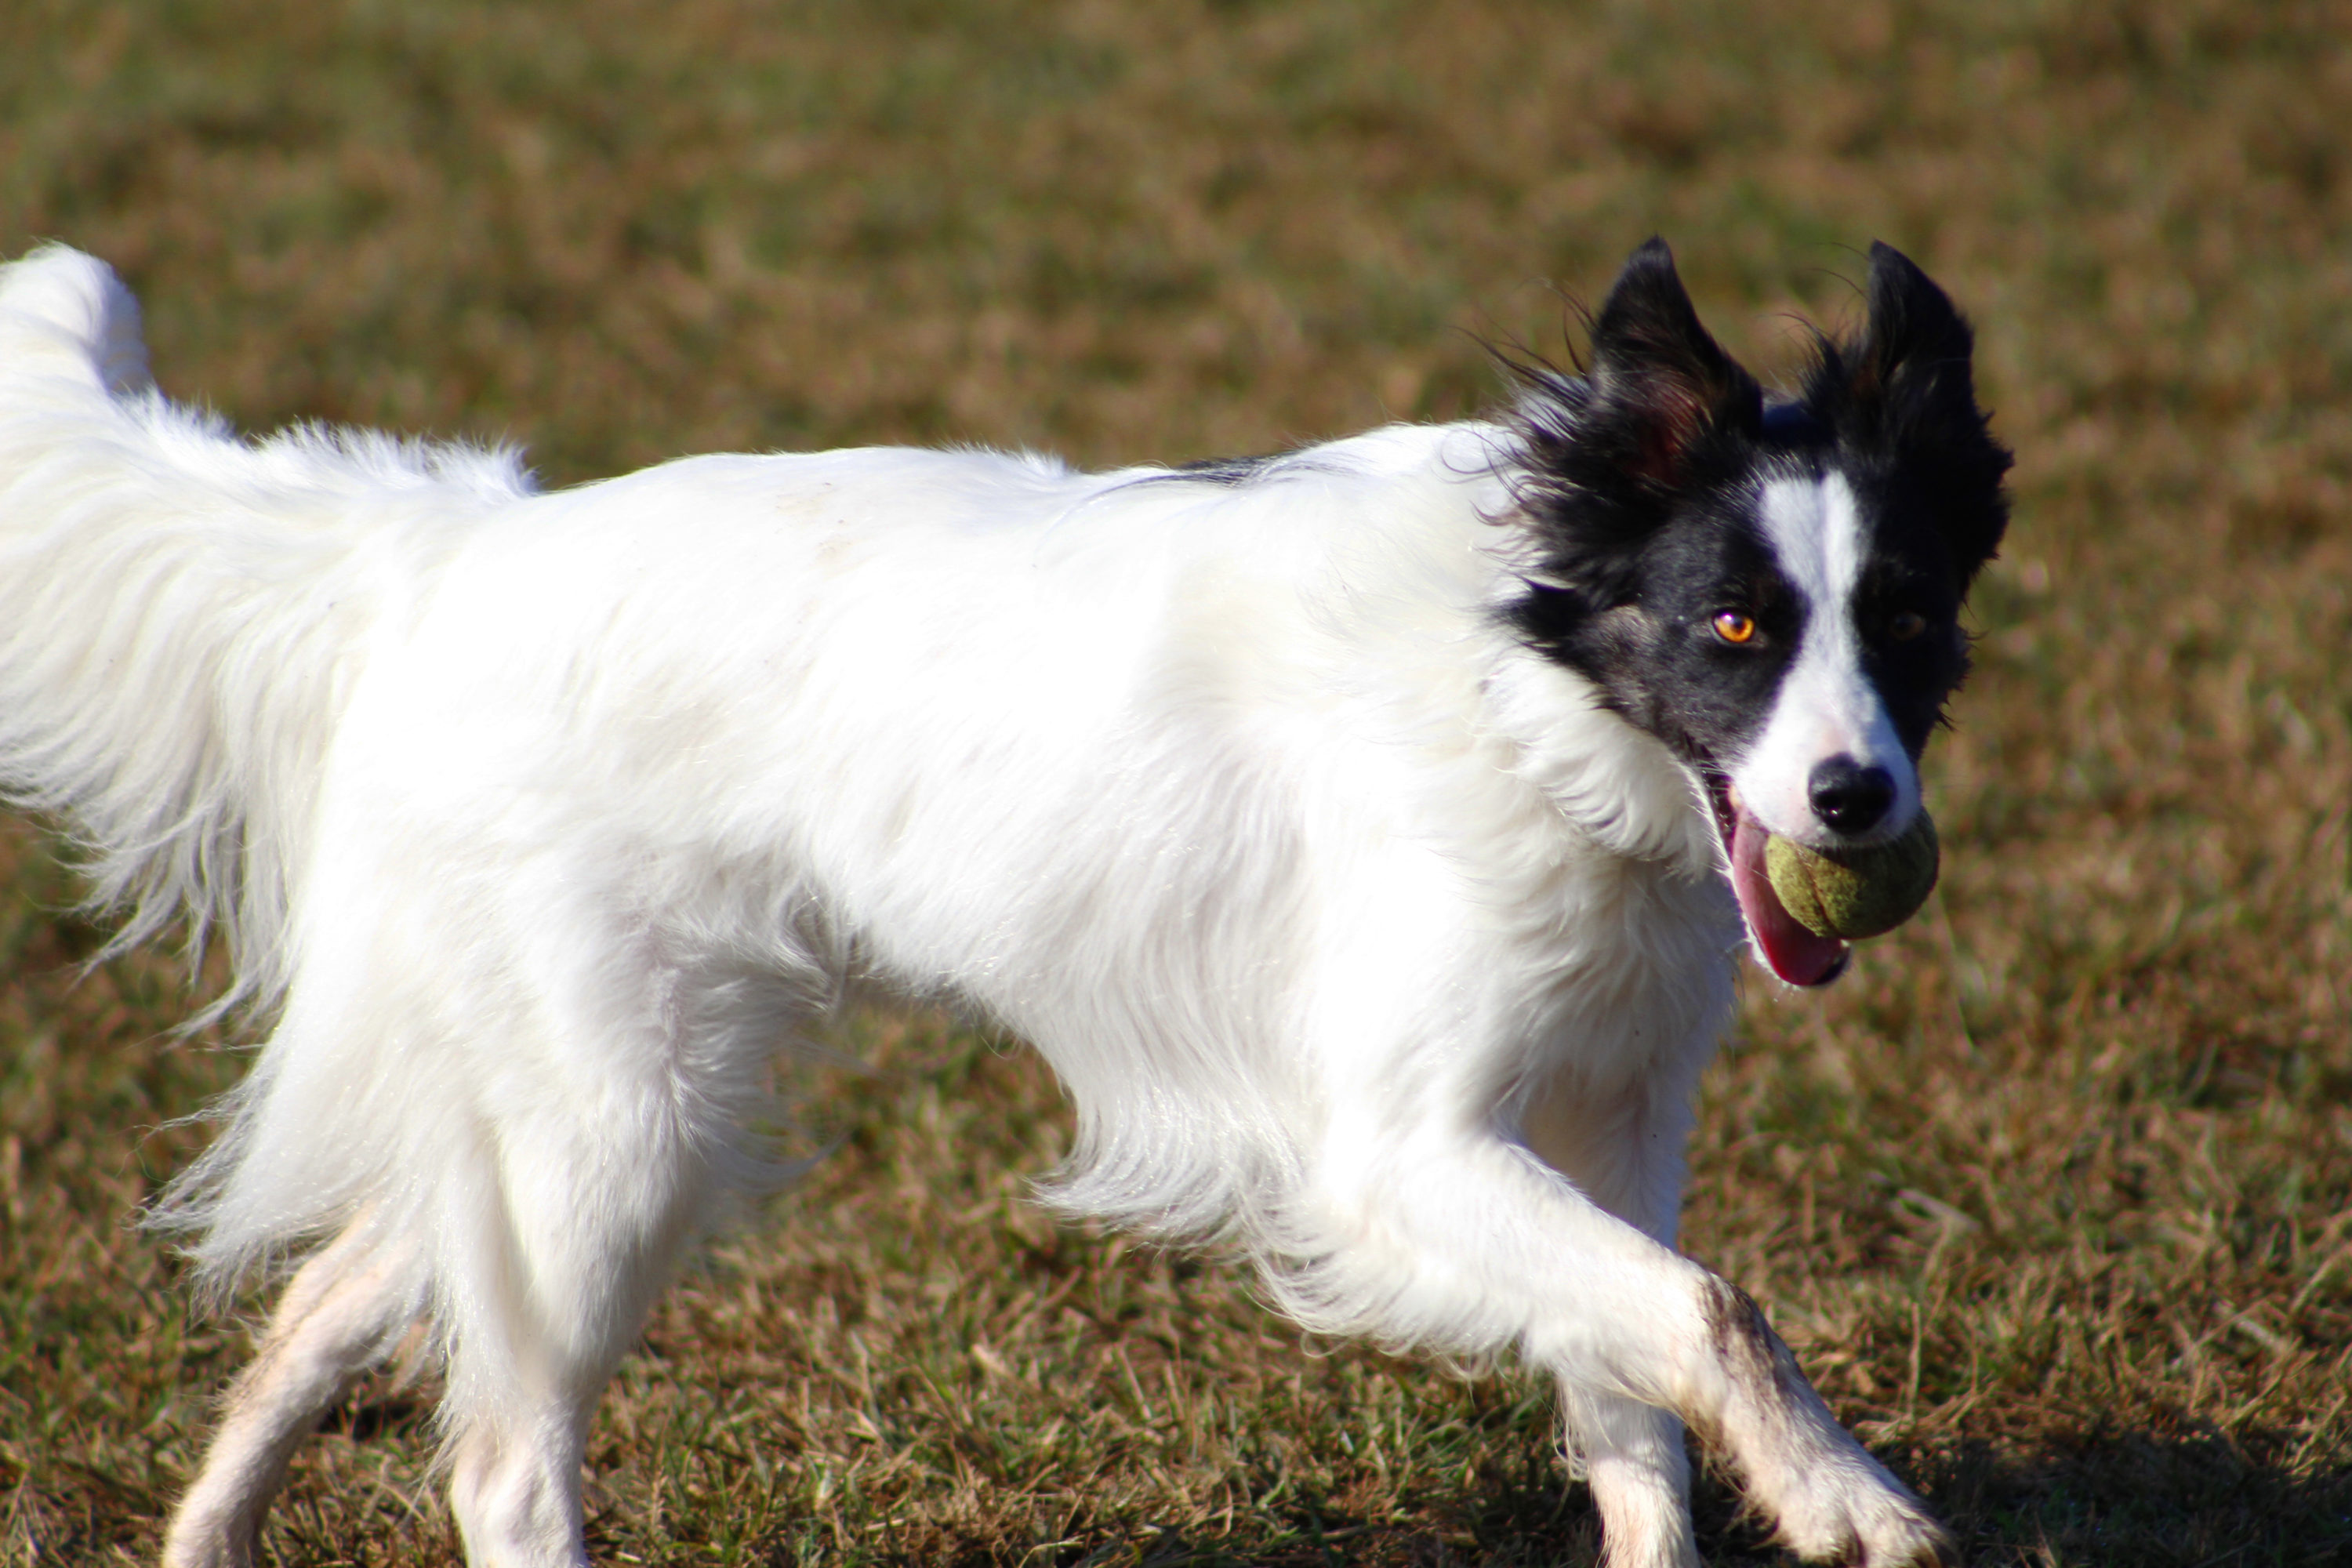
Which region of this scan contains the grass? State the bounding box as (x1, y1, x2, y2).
(2, 0, 2348, 1563)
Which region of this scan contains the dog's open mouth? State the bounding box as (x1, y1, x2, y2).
(1705, 775, 1850, 988)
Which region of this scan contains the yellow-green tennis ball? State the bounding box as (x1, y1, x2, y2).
(1764, 814, 1940, 941)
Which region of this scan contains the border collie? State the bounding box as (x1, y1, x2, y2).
(0, 239, 2007, 1568)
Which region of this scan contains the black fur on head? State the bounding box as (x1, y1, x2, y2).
(1504, 238, 1766, 616)
(1800, 241, 2013, 590)
(1499, 239, 2013, 769)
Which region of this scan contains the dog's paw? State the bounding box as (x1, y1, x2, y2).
(1771, 1469, 1955, 1566)
(1697, 1283, 1955, 1566)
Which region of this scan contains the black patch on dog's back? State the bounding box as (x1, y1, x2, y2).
(1168, 452, 1279, 485)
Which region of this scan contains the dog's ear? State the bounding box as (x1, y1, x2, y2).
(1823, 243, 2013, 580)
(1585, 238, 1763, 486)
(1501, 241, 1764, 661)
(1846, 242, 1989, 445)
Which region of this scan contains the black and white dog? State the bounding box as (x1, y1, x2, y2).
(0, 239, 2006, 1567)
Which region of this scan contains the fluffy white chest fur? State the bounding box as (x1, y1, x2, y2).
(0, 239, 2005, 1568)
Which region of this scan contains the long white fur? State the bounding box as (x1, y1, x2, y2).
(0, 247, 1948, 1568)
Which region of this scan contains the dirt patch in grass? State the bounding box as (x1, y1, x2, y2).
(4, 2, 2348, 1563)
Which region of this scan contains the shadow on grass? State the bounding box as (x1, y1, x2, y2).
(905, 1431, 2352, 1568)
(1923, 1425, 2352, 1568)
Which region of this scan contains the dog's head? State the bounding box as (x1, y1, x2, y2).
(1504, 239, 2012, 985)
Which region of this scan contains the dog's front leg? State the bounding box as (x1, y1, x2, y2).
(1558, 1390, 1698, 1568)
(1298, 1120, 1950, 1566)
(1520, 1069, 1704, 1568)
(1682, 1277, 1955, 1566)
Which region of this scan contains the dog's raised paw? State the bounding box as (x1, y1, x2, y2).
(1860, 1515, 1958, 1568)
(1803, 1493, 1955, 1567)
(1759, 1449, 1953, 1568)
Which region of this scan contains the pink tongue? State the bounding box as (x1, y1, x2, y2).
(1729, 809, 1850, 986)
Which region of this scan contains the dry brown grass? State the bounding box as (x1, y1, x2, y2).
(3, 1, 2348, 1563)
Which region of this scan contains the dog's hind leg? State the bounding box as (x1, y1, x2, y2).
(435, 1091, 724, 1568)
(445, 1385, 603, 1568)
(162, 1215, 422, 1568)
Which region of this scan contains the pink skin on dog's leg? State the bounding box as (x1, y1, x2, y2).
(162, 1220, 419, 1568)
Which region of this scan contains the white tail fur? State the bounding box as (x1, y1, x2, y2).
(0, 247, 531, 1022)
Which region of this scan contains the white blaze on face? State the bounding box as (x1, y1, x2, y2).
(1732, 472, 1919, 845)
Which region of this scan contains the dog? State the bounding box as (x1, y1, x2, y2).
(0, 238, 2008, 1567)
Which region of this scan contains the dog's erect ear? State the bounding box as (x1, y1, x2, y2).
(1501, 241, 1766, 658)
(1821, 243, 2013, 581)
(1850, 241, 1979, 419)
(1587, 238, 1763, 485)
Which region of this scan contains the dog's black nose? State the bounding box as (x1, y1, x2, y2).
(1808, 756, 1896, 834)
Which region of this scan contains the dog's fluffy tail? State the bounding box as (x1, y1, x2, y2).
(0, 245, 531, 1021)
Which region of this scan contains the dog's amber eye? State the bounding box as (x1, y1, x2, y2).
(1711, 610, 1758, 644)
(1887, 611, 1928, 642)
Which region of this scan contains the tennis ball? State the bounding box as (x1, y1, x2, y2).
(1764, 814, 1940, 941)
